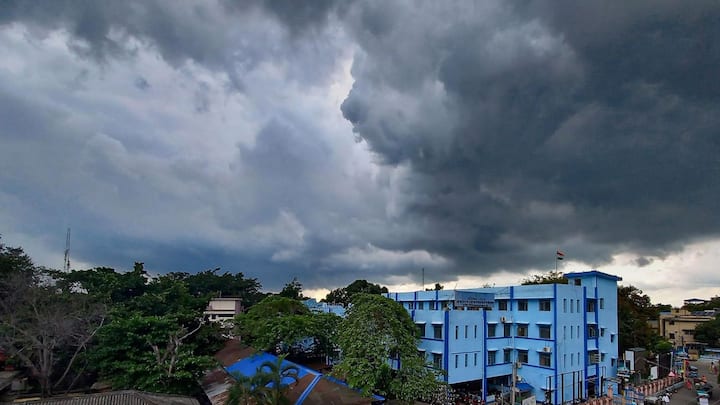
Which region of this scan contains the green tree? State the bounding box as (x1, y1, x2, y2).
(335, 293, 444, 402)
(323, 279, 388, 306)
(166, 268, 264, 307)
(521, 271, 568, 285)
(693, 314, 720, 346)
(90, 314, 214, 395)
(617, 285, 656, 352)
(235, 296, 339, 357)
(278, 277, 305, 300)
(0, 243, 106, 396)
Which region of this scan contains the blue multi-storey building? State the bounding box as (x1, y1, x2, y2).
(385, 271, 621, 404)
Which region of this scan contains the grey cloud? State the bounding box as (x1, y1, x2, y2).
(340, 1, 720, 275)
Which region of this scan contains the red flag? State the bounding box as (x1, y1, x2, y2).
(556, 250, 565, 260)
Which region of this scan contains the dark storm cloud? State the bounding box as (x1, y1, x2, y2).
(0, 0, 344, 89)
(4, 0, 720, 293)
(340, 1, 720, 275)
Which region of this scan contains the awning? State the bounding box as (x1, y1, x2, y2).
(431, 321, 444, 325)
(415, 321, 426, 324)
(536, 322, 552, 325)
(517, 382, 534, 392)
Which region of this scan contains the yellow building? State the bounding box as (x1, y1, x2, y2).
(658, 308, 715, 348)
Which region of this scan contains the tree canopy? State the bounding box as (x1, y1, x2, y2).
(334, 293, 444, 402)
(323, 279, 388, 306)
(235, 296, 340, 358)
(693, 314, 720, 346)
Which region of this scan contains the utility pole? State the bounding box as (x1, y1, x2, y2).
(422, 267, 425, 290)
(63, 228, 71, 272)
(511, 360, 518, 405)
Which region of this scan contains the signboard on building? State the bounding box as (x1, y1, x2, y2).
(454, 291, 495, 309)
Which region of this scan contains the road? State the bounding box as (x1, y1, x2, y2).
(669, 358, 719, 405)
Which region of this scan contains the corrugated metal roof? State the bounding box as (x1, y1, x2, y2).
(16, 390, 200, 405)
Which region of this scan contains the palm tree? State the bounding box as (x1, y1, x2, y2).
(227, 354, 300, 405)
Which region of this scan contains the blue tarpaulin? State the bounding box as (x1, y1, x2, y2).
(225, 352, 317, 387)
(517, 382, 534, 392)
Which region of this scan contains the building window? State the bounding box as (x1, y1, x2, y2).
(539, 300, 551, 311)
(669, 332, 675, 339)
(465, 353, 468, 367)
(587, 299, 596, 312)
(455, 325, 459, 339)
(417, 301, 424, 310)
(474, 352, 478, 366)
(504, 349, 512, 363)
(433, 324, 442, 339)
(518, 350, 528, 364)
(488, 351, 497, 365)
(504, 324, 512, 337)
(518, 300, 528, 311)
(589, 352, 599, 364)
(564, 354, 567, 367)
(574, 279, 581, 286)
(577, 325, 580, 338)
(407, 302, 414, 310)
(488, 324, 497, 337)
(442, 301, 450, 310)
(517, 324, 528, 337)
(611, 334, 615, 343)
(465, 325, 469, 339)
(588, 325, 597, 338)
(599, 298, 604, 309)
(540, 353, 551, 367)
(418, 350, 426, 360)
(416, 323, 425, 338)
(577, 300, 580, 312)
(563, 299, 567, 312)
(499, 300, 508, 311)
(539, 325, 551, 339)
(433, 353, 442, 368)
(600, 328, 606, 337)
(601, 353, 606, 362)
(571, 353, 574, 366)
(563, 326, 567, 339)
(474, 325, 477, 338)
(430, 301, 437, 310)
(570, 299, 574, 313)
(611, 358, 616, 367)
(455, 354, 459, 368)
(570, 326, 574, 339)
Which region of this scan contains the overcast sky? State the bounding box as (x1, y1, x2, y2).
(1, 1, 719, 307)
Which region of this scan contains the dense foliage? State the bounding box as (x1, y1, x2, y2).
(335, 293, 444, 403)
(0, 241, 106, 396)
(323, 279, 388, 306)
(693, 314, 720, 346)
(235, 296, 340, 358)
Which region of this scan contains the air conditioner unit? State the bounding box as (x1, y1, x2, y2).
(543, 346, 552, 353)
(500, 316, 507, 323)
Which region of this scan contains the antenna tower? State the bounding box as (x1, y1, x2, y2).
(63, 228, 71, 272)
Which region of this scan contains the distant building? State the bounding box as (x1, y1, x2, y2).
(658, 308, 716, 348)
(204, 297, 244, 324)
(385, 270, 621, 405)
(683, 298, 708, 306)
(303, 299, 346, 317)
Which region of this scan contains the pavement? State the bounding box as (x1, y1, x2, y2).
(669, 358, 719, 405)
